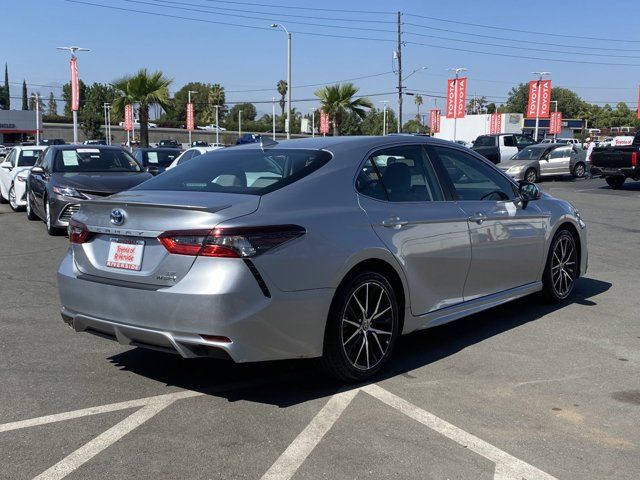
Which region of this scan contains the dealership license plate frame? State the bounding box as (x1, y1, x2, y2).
(106, 238, 145, 271)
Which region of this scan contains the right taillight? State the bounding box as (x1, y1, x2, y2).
(68, 219, 93, 244)
(631, 151, 638, 167)
(158, 225, 306, 258)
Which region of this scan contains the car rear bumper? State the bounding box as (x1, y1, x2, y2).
(57, 250, 333, 362)
(591, 166, 639, 178)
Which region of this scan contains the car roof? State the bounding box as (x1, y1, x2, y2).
(48, 145, 127, 151)
(139, 147, 181, 151)
(12, 145, 47, 151)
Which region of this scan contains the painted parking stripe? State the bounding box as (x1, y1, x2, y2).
(260, 389, 359, 480)
(362, 384, 558, 480)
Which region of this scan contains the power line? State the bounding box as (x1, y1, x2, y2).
(225, 71, 394, 93)
(405, 40, 640, 67)
(151, 0, 395, 23)
(404, 12, 640, 44)
(403, 21, 640, 53)
(188, 0, 393, 15)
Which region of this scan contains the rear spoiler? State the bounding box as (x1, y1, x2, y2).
(80, 198, 231, 213)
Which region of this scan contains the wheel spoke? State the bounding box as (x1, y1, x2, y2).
(354, 336, 366, 366)
(371, 331, 385, 355)
(364, 335, 370, 369)
(369, 327, 392, 336)
(343, 319, 361, 329)
(372, 288, 384, 319)
(365, 283, 369, 318)
(343, 328, 360, 346)
(353, 292, 366, 317)
(373, 305, 391, 320)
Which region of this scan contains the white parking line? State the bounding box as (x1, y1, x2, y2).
(260, 389, 359, 480)
(362, 384, 558, 480)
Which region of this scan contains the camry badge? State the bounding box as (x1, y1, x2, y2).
(110, 209, 125, 226)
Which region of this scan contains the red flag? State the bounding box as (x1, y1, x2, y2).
(429, 109, 440, 133)
(124, 104, 133, 132)
(549, 111, 563, 134)
(445, 79, 456, 119)
(70, 56, 80, 112)
(186, 102, 195, 131)
(455, 77, 467, 119)
(489, 113, 502, 134)
(320, 111, 330, 135)
(445, 78, 467, 119)
(527, 80, 552, 118)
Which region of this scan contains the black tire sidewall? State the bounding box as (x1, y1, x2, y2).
(322, 271, 400, 382)
(605, 176, 625, 189)
(542, 229, 577, 302)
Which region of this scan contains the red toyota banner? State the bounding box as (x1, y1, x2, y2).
(527, 80, 552, 118)
(186, 102, 195, 131)
(320, 110, 330, 135)
(549, 111, 563, 134)
(124, 104, 133, 132)
(445, 78, 467, 119)
(429, 109, 440, 133)
(489, 113, 502, 134)
(70, 56, 80, 112)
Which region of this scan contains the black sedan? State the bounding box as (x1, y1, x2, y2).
(26, 145, 152, 235)
(133, 148, 181, 175)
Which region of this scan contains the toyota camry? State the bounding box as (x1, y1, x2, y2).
(58, 136, 587, 382)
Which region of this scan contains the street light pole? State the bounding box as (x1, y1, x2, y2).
(271, 24, 291, 140)
(56, 46, 89, 144)
(311, 108, 316, 138)
(35, 93, 41, 145)
(381, 100, 389, 136)
(238, 109, 242, 138)
(272, 97, 276, 140)
(447, 67, 467, 142)
(532, 71, 551, 141)
(214, 105, 220, 145)
(188, 90, 197, 145)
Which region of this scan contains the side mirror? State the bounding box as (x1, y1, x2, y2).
(30, 166, 44, 175)
(519, 181, 541, 203)
(1, 162, 12, 171)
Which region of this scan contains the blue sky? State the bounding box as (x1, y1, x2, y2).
(4, 0, 640, 117)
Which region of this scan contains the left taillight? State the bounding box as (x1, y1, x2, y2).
(68, 218, 93, 244)
(158, 225, 306, 258)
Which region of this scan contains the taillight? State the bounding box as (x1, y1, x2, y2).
(631, 151, 638, 167)
(68, 219, 93, 244)
(158, 225, 305, 258)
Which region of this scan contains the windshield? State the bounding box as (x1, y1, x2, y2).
(146, 150, 179, 167)
(512, 146, 547, 160)
(53, 148, 142, 173)
(473, 136, 496, 147)
(134, 148, 332, 195)
(17, 149, 42, 167)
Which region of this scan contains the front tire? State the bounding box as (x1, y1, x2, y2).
(605, 176, 625, 189)
(524, 168, 538, 183)
(8, 185, 22, 212)
(319, 271, 400, 383)
(26, 190, 38, 220)
(45, 198, 63, 235)
(542, 229, 578, 303)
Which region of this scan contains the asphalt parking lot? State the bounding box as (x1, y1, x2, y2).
(1, 176, 638, 480)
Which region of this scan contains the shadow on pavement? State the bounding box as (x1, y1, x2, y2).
(108, 276, 611, 407)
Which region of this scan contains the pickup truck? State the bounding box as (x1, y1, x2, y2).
(590, 132, 640, 189)
(472, 133, 537, 164)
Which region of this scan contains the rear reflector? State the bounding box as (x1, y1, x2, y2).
(631, 152, 638, 167)
(159, 225, 305, 258)
(68, 219, 93, 244)
(200, 334, 232, 343)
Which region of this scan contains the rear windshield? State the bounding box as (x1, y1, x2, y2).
(512, 146, 547, 160)
(133, 148, 332, 195)
(146, 150, 179, 167)
(18, 149, 42, 167)
(473, 136, 496, 147)
(53, 149, 142, 173)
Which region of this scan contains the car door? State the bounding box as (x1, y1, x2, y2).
(0, 149, 15, 195)
(357, 144, 471, 315)
(500, 135, 518, 162)
(546, 145, 572, 175)
(429, 145, 547, 301)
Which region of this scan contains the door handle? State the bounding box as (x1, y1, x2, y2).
(382, 217, 409, 228)
(468, 213, 486, 224)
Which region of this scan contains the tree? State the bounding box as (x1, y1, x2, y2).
(22, 80, 28, 110)
(315, 83, 373, 136)
(361, 107, 396, 136)
(340, 111, 362, 136)
(112, 69, 172, 147)
(467, 95, 489, 114)
(201, 83, 227, 124)
(168, 82, 211, 125)
(62, 79, 87, 116)
(81, 82, 117, 139)
(504, 83, 529, 114)
(414, 94, 423, 121)
(277, 80, 287, 116)
(47, 92, 58, 116)
(3, 63, 9, 109)
(28, 93, 44, 111)
(402, 119, 427, 134)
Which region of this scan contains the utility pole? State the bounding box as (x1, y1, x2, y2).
(103, 102, 111, 145)
(396, 11, 402, 133)
(214, 105, 220, 145)
(272, 97, 276, 140)
(35, 93, 41, 145)
(238, 109, 242, 138)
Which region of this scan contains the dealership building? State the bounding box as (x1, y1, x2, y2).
(0, 110, 41, 145)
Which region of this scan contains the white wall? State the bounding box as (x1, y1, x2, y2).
(434, 113, 523, 143)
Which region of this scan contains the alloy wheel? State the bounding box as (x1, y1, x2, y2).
(341, 281, 395, 371)
(525, 169, 537, 183)
(574, 164, 585, 178)
(45, 201, 51, 229)
(8, 186, 17, 210)
(551, 235, 577, 298)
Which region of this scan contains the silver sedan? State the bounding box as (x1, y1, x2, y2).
(58, 136, 587, 382)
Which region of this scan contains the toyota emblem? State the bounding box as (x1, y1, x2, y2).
(110, 209, 125, 226)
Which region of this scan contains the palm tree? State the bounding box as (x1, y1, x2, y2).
(277, 80, 287, 117)
(314, 83, 373, 136)
(414, 94, 423, 122)
(112, 69, 172, 147)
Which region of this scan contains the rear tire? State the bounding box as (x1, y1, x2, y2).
(572, 163, 585, 178)
(605, 176, 625, 189)
(541, 229, 578, 303)
(524, 168, 538, 183)
(319, 271, 400, 383)
(0, 187, 7, 204)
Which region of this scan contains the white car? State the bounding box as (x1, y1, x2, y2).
(0, 145, 8, 157)
(0, 146, 46, 211)
(196, 124, 226, 132)
(166, 146, 224, 170)
(118, 120, 158, 128)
